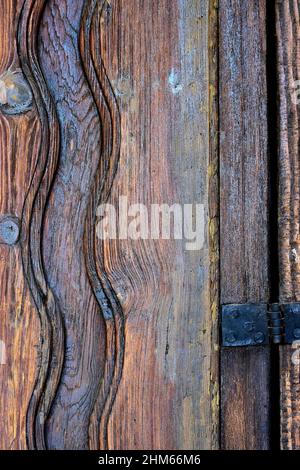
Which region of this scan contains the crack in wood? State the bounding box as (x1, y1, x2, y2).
(79, 0, 125, 451)
(17, 0, 64, 450)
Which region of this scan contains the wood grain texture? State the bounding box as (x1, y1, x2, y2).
(0, 0, 41, 450)
(276, 0, 300, 450)
(18, 0, 66, 450)
(219, 0, 271, 450)
(39, 0, 107, 449)
(98, 0, 219, 450)
(220, 0, 269, 304)
(280, 346, 300, 449)
(80, 0, 125, 450)
(209, 0, 219, 447)
(221, 347, 272, 450)
(0, 0, 218, 449)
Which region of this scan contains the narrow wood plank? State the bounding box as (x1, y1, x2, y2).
(97, 0, 219, 449)
(276, 0, 300, 450)
(38, 0, 107, 449)
(0, 0, 41, 450)
(219, 0, 271, 450)
(220, 0, 269, 304)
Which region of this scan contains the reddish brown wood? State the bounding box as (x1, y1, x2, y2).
(37, 0, 106, 449)
(0, 0, 219, 450)
(0, 0, 41, 450)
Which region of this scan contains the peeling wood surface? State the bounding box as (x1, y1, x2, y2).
(0, 0, 218, 450)
(219, 0, 271, 450)
(276, 0, 300, 451)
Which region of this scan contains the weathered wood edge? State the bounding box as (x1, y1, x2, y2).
(208, 0, 220, 450)
(276, 0, 300, 450)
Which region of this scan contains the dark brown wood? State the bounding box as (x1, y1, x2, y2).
(0, 0, 219, 450)
(276, 0, 300, 450)
(220, 0, 269, 305)
(219, 0, 271, 450)
(221, 347, 272, 450)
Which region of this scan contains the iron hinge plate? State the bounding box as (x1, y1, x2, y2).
(221, 302, 300, 347)
(282, 303, 300, 344)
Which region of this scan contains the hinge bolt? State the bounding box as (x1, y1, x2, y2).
(225, 332, 237, 344)
(293, 328, 300, 339)
(231, 310, 240, 319)
(254, 332, 265, 344)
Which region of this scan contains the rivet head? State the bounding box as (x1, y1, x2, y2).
(225, 332, 236, 344)
(244, 321, 255, 332)
(254, 332, 265, 344)
(231, 310, 240, 319)
(0, 216, 20, 246)
(293, 328, 300, 339)
(0, 70, 32, 115)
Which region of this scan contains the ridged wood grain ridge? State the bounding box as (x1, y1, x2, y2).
(17, 0, 64, 450)
(276, 0, 300, 450)
(37, 0, 124, 448)
(79, 0, 125, 450)
(0, 0, 218, 449)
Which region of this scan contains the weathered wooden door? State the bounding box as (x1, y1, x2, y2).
(0, 0, 218, 450)
(2, 0, 300, 453)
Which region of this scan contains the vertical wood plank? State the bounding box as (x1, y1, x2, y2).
(219, 0, 272, 449)
(221, 347, 272, 449)
(97, 0, 219, 449)
(38, 0, 107, 449)
(0, 0, 218, 449)
(0, 0, 41, 449)
(276, 0, 300, 450)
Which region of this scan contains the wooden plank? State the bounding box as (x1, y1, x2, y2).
(0, 0, 218, 449)
(276, 0, 300, 450)
(219, 0, 272, 449)
(96, 0, 219, 450)
(37, 0, 107, 449)
(0, 0, 41, 450)
(37, 0, 218, 449)
(221, 347, 272, 450)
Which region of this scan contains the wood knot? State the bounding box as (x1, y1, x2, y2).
(0, 70, 33, 115)
(0, 215, 21, 246)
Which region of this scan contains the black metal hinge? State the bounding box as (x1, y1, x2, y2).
(221, 302, 300, 347)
